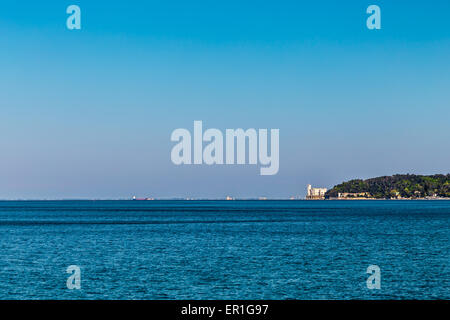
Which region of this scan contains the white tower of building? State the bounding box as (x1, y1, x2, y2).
(306, 184, 327, 199)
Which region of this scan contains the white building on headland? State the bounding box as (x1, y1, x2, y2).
(306, 184, 327, 200)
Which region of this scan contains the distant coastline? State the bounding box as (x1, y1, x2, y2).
(2, 174, 450, 201)
(324, 174, 450, 200)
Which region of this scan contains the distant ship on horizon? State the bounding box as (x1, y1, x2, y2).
(132, 196, 154, 201)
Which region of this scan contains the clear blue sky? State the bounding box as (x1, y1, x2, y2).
(0, 1, 449, 199)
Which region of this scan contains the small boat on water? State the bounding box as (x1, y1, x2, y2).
(132, 196, 154, 201)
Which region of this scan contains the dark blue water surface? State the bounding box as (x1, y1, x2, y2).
(0, 200, 448, 299)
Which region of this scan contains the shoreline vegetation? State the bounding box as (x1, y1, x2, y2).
(325, 174, 450, 200)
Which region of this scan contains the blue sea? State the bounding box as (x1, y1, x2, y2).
(0, 200, 448, 300)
